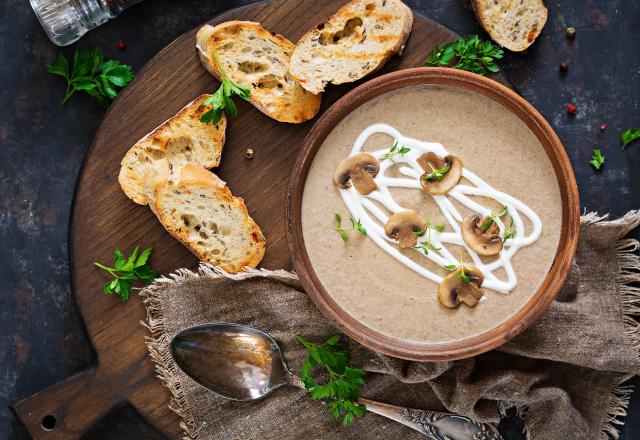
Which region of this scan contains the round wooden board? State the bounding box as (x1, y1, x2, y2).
(13, 2, 507, 438)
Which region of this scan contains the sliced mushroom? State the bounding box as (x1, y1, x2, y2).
(417, 152, 462, 195)
(333, 153, 380, 195)
(384, 210, 426, 248)
(438, 265, 485, 308)
(461, 214, 503, 256)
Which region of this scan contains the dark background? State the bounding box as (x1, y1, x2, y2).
(1, 0, 638, 439)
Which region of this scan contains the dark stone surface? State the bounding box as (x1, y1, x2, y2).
(1, 0, 638, 439)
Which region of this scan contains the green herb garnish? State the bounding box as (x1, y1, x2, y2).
(444, 255, 472, 283)
(457, 268, 472, 284)
(423, 162, 450, 182)
(589, 149, 605, 170)
(383, 141, 411, 163)
(297, 335, 367, 426)
(47, 47, 133, 107)
(201, 51, 251, 124)
(426, 35, 503, 76)
(481, 206, 509, 232)
(334, 213, 366, 242)
(413, 222, 445, 255)
(94, 246, 158, 302)
(621, 128, 640, 150)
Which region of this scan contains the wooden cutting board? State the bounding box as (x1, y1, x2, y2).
(11, 1, 500, 438)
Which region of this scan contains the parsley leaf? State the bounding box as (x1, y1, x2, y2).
(589, 149, 605, 170)
(201, 51, 251, 124)
(297, 335, 367, 426)
(426, 35, 503, 76)
(47, 47, 133, 107)
(334, 213, 366, 242)
(94, 245, 159, 302)
(382, 141, 411, 163)
(621, 128, 640, 150)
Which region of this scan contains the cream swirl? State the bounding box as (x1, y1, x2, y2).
(338, 124, 542, 294)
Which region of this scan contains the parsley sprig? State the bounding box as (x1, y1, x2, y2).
(334, 213, 366, 242)
(589, 149, 605, 170)
(621, 128, 640, 150)
(413, 222, 445, 255)
(200, 51, 251, 124)
(297, 335, 367, 426)
(94, 246, 158, 302)
(47, 47, 133, 107)
(426, 35, 503, 76)
(382, 141, 411, 164)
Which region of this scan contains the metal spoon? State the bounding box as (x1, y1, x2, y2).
(170, 323, 502, 440)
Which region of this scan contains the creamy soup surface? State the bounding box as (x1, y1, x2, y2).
(301, 85, 562, 342)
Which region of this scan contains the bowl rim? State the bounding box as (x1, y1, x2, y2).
(285, 67, 580, 361)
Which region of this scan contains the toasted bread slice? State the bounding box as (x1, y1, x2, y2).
(289, 0, 413, 94)
(118, 95, 226, 205)
(472, 0, 547, 52)
(196, 21, 322, 123)
(145, 160, 265, 273)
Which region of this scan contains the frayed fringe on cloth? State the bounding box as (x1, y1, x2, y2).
(139, 266, 300, 440)
(496, 211, 640, 440)
(598, 210, 640, 440)
(140, 212, 640, 440)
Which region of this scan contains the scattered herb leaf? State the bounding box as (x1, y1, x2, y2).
(382, 141, 411, 163)
(621, 128, 640, 150)
(444, 264, 458, 270)
(94, 246, 158, 302)
(201, 51, 251, 124)
(589, 149, 605, 170)
(426, 35, 503, 76)
(47, 47, 133, 107)
(297, 335, 367, 426)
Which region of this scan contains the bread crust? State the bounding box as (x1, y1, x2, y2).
(147, 160, 265, 272)
(118, 95, 226, 205)
(289, 0, 413, 94)
(472, 0, 548, 52)
(196, 21, 322, 123)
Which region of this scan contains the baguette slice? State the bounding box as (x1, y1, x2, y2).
(196, 21, 322, 123)
(289, 0, 413, 94)
(472, 0, 548, 52)
(145, 160, 265, 273)
(119, 95, 226, 205)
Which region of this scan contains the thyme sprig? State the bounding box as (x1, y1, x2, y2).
(382, 141, 411, 164)
(334, 213, 366, 242)
(413, 222, 445, 255)
(423, 162, 450, 181)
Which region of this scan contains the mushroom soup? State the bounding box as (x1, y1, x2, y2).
(301, 85, 562, 342)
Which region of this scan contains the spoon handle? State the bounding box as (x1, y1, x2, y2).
(358, 397, 503, 440)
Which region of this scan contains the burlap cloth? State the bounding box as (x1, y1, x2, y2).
(140, 212, 640, 440)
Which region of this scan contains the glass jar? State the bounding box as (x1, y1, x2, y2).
(30, 0, 143, 46)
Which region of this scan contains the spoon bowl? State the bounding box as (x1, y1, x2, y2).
(171, 323, 290, 401)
